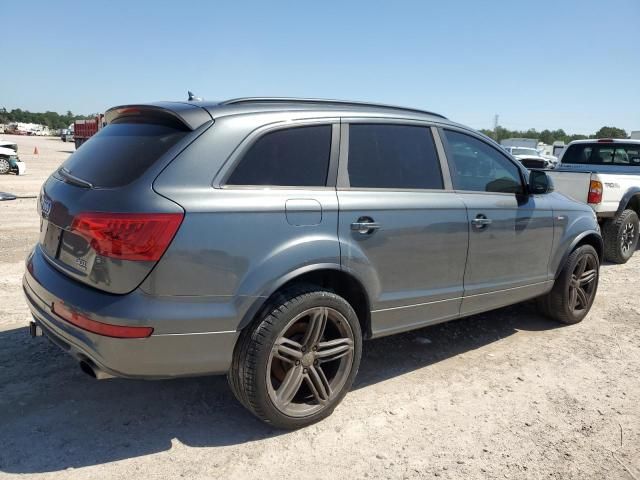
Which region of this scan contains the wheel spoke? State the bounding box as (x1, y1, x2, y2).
(578, 269, 597, 287)
(575, 287, 589, 309)
(305, 365, 331, 404)
(273, 337, 303, 364)
(317, 338, 354, 362)
(574, 257, 587, 278)
(302, 307, 328, 347)
(275, 365, 304, 406)
(569, 286, 578, 310)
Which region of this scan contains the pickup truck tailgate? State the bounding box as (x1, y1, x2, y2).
(546, 170, 592, 203)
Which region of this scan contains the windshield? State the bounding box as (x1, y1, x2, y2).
(511, 148, 539, 156)
(562, 143, 640, 166)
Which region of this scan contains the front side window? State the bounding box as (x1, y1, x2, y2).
(226, 125, 331, 186)
(347, 124, 443, 189)
(443, 130, 524, 194)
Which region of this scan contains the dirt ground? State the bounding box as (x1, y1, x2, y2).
(0, 134, 638, 479)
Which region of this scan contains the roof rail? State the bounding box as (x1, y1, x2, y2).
(220, 97, 447, 119)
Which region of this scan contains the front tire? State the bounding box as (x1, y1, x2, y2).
(0, 158, 10, 175)
(538, 245, 599, 324)
(603, 209, 639, 264)
(229, 285, 362, 429)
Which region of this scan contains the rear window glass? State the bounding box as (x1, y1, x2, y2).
(562, 143, 640, 166)
(226, 125, 331, 187)
(511, 148, 539, 156)
(60, 121, 188, 188)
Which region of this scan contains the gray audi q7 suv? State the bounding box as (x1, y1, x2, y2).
(24, 97, 602, 428)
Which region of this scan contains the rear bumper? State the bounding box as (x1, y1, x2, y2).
(23, 247, 240, 379)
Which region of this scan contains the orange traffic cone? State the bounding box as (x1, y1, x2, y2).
(33, 146, 39, 156)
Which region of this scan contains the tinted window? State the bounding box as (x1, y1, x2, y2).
(443, 130, 523, 194)
(348, 124, 443, 189)
(227, 125, 331, 186)
(562, 143, 640, 166)
(61, 121, 188, 188)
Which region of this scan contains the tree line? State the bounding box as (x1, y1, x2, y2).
(0, 107, 631, 141)
(0, 108, 94, 131)
(479, 126, 629, 144)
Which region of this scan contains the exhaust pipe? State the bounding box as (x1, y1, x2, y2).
(79, 360, 115, 380)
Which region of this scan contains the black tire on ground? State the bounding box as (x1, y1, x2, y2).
(228, 284, 363, 429)
(74, 138, 82, 149)
(603, 209, 639, 264)
(537, 244, 599, 325)
(0, 158, 10, 175)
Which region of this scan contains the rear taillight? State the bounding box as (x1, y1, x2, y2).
(53, 301, 153, 338)
(587, 180, 603, 204)
(70, 212, 183, 261)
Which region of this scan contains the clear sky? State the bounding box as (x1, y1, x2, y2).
(2, 0, 639, 133)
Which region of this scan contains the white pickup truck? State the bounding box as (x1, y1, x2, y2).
(546, 139, 640, 263)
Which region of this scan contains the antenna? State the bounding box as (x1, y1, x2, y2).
(187, 91, 202, 102)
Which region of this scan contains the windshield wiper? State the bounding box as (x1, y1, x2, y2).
(58, 168, 94, 188)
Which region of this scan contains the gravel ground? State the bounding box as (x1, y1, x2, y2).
(0, 135, 638, 479)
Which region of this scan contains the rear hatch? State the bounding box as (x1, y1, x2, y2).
(38, 103, 212, 294)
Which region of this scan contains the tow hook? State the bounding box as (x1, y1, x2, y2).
(29, 321, 43, 338)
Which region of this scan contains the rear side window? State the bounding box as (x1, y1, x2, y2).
(226, 125, 331, 187)
(562, 143, 640, 166)
(443, 130, 523, 194)
(347, 124, 443, 189)
(61, 121, 188, 188)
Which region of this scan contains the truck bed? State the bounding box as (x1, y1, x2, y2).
(547, 167, 640, 217)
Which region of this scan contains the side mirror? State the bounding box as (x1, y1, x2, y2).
(528, 170, 554, 195)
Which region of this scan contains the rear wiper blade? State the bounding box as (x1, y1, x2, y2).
(58, 168, 94, 188)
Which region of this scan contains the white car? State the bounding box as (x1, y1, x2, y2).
(0, 140, 26, 175)
(503, 146, 558, 169)
(547, 138, 640, 263)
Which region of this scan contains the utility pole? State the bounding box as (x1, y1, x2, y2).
(493, 114, 499, 141)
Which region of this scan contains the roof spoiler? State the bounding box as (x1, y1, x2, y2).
(105, 102, 212, 131)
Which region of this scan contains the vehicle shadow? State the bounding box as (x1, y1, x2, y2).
(0, 301, 558, 474)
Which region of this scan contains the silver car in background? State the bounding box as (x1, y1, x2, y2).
(24, 97, 602, 428)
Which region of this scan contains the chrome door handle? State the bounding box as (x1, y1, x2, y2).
(471, 215, 492, 229)
(351, 218, 381, 234)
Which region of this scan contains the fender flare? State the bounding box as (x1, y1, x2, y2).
(615, 187, 640, 217)
(236, 263, 369, 331)
(555, 230, 603, 279)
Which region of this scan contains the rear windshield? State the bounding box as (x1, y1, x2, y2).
(562, 143, 640, 166)
(60, 120, 189, 188)
(511, 148, 539, 156)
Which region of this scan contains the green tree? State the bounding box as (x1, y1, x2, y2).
(1, 108, 93, 130)
(594, 126, 627, 139)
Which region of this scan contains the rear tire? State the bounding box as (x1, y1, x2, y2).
(537, 245, 599, 324)
(228, 285, 362, 429)
(603, 209, 639, 264)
